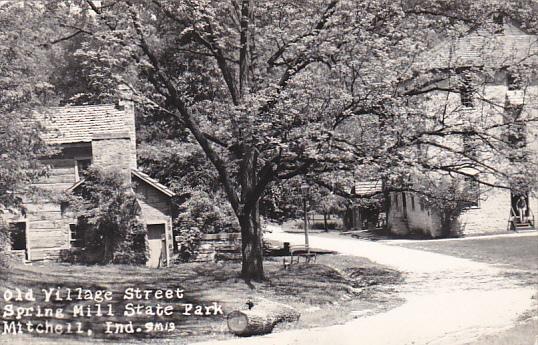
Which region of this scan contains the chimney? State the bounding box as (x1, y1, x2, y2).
(117, 84, 137, 170)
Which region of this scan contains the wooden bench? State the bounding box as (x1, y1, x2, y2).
(282, 245, 317, 268)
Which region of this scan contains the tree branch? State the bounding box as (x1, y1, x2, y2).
(259, 0, 339, 115)
(127, 4, 241, 214)
(44, 30, 90, 46)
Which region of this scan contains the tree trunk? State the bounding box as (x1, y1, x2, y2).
(323, 212, 328, 231)
(239, 146, 264, 281)
(239, 208, 264, 281)
(227, 299, 300, 336)
(343, 205, 353, 230)
(102, 229, 113, 264)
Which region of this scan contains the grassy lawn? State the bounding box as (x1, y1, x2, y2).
(0, 255, 402, 345)
(396, 234, 538, 272)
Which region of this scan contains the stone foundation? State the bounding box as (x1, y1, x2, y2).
(193, 233, 241, 262)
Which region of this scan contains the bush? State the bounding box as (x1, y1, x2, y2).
(59, 248, 84, 264)
(311, 221, 340, 230)
(421, 177, 478, 238)
(173, 226, 202, 262)
(175, 191, 238, 234)
(173, 191, 238, 262)
(63, 167, 148, 265)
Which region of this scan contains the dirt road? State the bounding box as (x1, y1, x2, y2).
(195, 227, 537, 345)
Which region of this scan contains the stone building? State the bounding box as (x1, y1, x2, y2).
(3, 88, 175, 267)
(387, 14, 538, 237)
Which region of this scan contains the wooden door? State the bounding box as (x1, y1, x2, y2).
(146, 224, 165, 268)
(511, 192, 529, 217)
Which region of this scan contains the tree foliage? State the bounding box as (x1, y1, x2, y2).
(24, 0, 538, 279)
(175, 190, 238, 234)
(417, 176, 480, 237)
(0, 2, 57, 210)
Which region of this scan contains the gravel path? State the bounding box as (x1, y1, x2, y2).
(195, 227, 537, 345)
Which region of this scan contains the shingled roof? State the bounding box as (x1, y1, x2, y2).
(37, 104, 128, 144)
(424, 35, 538, 70)
(67, 169, 176, 197)
(420, 18, 538, 70)
(132, 169, 176, 197)
(354, 180, 383, 197)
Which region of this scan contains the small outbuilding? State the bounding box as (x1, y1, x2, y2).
(2, 89, 175, 267)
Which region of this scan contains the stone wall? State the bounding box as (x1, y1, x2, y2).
(191, 233, 242, 262)
(388, 186, 535, 237)
(117, 85, 137, 169)
(460, 189, 538, 235)
(91, 135, 132, 179)
(459, 187, 510, 234)
(388, 192, 443, 237)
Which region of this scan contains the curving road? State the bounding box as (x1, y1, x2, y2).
(195, 227, 537, 345)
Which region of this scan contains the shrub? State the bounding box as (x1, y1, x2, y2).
(421, 177, 479, 238)
(311, 221, 340, 230)
(173, 191, 239, 262)
(173, 226, 203, 262)
(63, 167, 148, 265)
(175, 190, 238, 234)
(59, 248, 84, 264)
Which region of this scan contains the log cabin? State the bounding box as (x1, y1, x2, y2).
(3, 87, 175, 267)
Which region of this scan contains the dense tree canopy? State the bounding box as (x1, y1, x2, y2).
(0, 2, 57, 211)
(2, 0, 537, 279)
(48, 0, 538, 279)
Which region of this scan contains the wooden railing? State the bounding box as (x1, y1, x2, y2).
(507, 206, 535, 231)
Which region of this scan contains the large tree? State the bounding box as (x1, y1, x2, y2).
(41, 0, 538, 280)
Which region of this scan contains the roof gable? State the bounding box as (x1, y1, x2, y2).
(66, 169, 175, 198)
(131, 169, 176, 197)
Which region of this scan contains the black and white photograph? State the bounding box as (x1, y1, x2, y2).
(0, 0, 537, 344)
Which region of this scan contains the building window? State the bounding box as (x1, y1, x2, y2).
(507, 72, 522, 91)
(506, 104, 523, 122)
(411, 195, 415, 211)
(463, 133, 479, 160)
(9, 222, 27, 251)
(69, 224, 85, 248)
(493, 13, 504, 34)
(459, 72, 474, 108)
(75, 158, 92, 181)
(507, 125, 526, 147)
(464, 178, 480, 208)
(505, 104, 526, 158)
